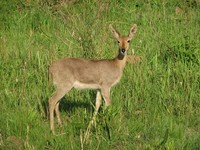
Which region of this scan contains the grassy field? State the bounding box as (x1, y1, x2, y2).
(0, 0, 200, 149)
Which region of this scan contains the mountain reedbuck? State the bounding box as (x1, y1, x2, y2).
(49, 24, 138, 134)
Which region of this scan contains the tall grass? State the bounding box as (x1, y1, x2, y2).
(0, 0, 199, 149)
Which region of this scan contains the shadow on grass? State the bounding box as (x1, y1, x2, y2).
(41, 92, 96, 120)
(59, 97, 93, 113)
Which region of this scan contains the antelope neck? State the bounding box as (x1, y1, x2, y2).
(114, 50, 127, 69)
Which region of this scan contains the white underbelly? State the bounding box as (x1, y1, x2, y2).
(73, 81, 100, 90)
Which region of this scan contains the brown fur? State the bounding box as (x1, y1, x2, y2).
(49, 24, 138, 134)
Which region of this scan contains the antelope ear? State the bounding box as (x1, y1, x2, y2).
(109, 24, 120, 39)
(128, 24, 137, 40)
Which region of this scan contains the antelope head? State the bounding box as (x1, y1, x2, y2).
(110, 24, 138, 59)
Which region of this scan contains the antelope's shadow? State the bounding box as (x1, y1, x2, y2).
(41, 91, 97, 119)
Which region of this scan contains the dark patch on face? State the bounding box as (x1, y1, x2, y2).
(117, 48, 126, 60)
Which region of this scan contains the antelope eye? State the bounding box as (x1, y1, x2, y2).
(127, 40, 130, 43)
(117, 41, 120, 43)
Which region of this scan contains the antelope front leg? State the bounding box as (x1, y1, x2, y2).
(87, 91, 102, 128)
(101, 88, 111, 106)
(84, 91, 102, 143)
(95, 91, 102, 113)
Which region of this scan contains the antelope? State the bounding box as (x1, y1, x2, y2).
(49, 24, 138, 134)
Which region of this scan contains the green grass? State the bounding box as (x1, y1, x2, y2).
(0, 0, 200, 149)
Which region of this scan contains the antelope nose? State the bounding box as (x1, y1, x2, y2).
(121, 48, 126, 53)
